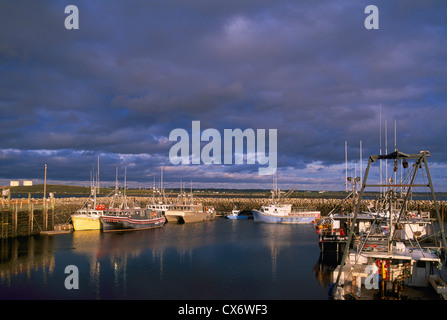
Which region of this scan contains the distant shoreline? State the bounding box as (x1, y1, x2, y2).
(5, 184, 447, 200)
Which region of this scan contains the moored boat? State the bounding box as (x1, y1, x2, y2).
(165, 203, 215, 224)
(162, 183, 216, 224)
(315, 212, 381, 253)
(71, 187, 106, 231)
(71, 207, 105, 231)
(100, 207, 166, 232)
(101, 167, 166, 231)
(330, 150, 447, 300)
(252, 204, 320, 224)
(226, 209, 249, 220)
(252, 182, 320, 224)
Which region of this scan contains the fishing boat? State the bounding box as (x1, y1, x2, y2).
(253, 204, 320, 224)
(162, 183, 215, 224)
(165, 203, 215, 224)
(100, 167, 166, 231)
(146, 166, 171, 216)
(71, 187, 106, 231)
(100, 207, 166, 232)
(252, 179, 320, 224)
(330, 150, 447, 300)
(226, 209, 249, 220)
(71, 205, 105, 231)
(316, 212, 382, 253)
(315, 176, 387, 253)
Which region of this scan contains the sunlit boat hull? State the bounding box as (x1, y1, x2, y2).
(252, 210, 320, 224)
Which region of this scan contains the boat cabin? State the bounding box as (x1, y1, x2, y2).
(260, 204, 292, 216)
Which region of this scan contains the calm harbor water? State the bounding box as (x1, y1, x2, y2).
(0, 218, 332, 301)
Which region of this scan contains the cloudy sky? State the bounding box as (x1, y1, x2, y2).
(1, 0, 446, 191)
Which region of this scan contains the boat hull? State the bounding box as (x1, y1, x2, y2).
(318, 235, 348, 252)
(226, 215, 249, 220)
(252, 210, 320, 224)
(100, 215, 166, 232)
(71, 215, 102, 231)
(166, 211, 216, 224)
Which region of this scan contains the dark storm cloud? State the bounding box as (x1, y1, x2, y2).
(1, 0, 447, 189)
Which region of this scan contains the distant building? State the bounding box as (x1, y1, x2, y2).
(23, 180, 33, 186)
(9, 181, 19, 187)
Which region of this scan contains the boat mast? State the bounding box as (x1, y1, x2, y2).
(97, 155, 100, 195)
(360, 140, 362, 186)
(379, 104, 382, 197)
(161, 165, 165, 202)
(110, 166, 118, 209)
(124, 166, 127, 209)
(385, 120, 388, 193)
(190, 180, 193, 205)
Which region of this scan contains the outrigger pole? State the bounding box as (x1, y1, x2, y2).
(332, 150, 447, 294)
(332, 152, 372, 294)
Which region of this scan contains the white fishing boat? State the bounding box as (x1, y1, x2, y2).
(252, 177, 320, 224)
(330, 150, 447, 300)
(146, 166, 171, 216)
(315, 174, 383, 252)
(253, 203, 320, 224)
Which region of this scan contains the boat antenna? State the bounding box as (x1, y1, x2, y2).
(385, 119, 388, 191)
(360, 140, 362, 186)
(90, 167, 93, 190)
(97, 155, 100, 194)
(395, 120, 401, 194)
(161, 165, 165, 202)
(124, 166, 127, 209)
(115, 166, 118, 193)
(345, 141, 348, 192)
(379, 104, 382, 196)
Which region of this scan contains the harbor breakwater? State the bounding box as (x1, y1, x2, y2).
(1, 195, 445, 239)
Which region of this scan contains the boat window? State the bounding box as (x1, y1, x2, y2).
(416, 261, 426, 268)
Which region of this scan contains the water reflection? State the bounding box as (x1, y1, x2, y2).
(0, 219, 327, 299)
(313, 251, 342, 293)
(0, 236, 56, 286)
